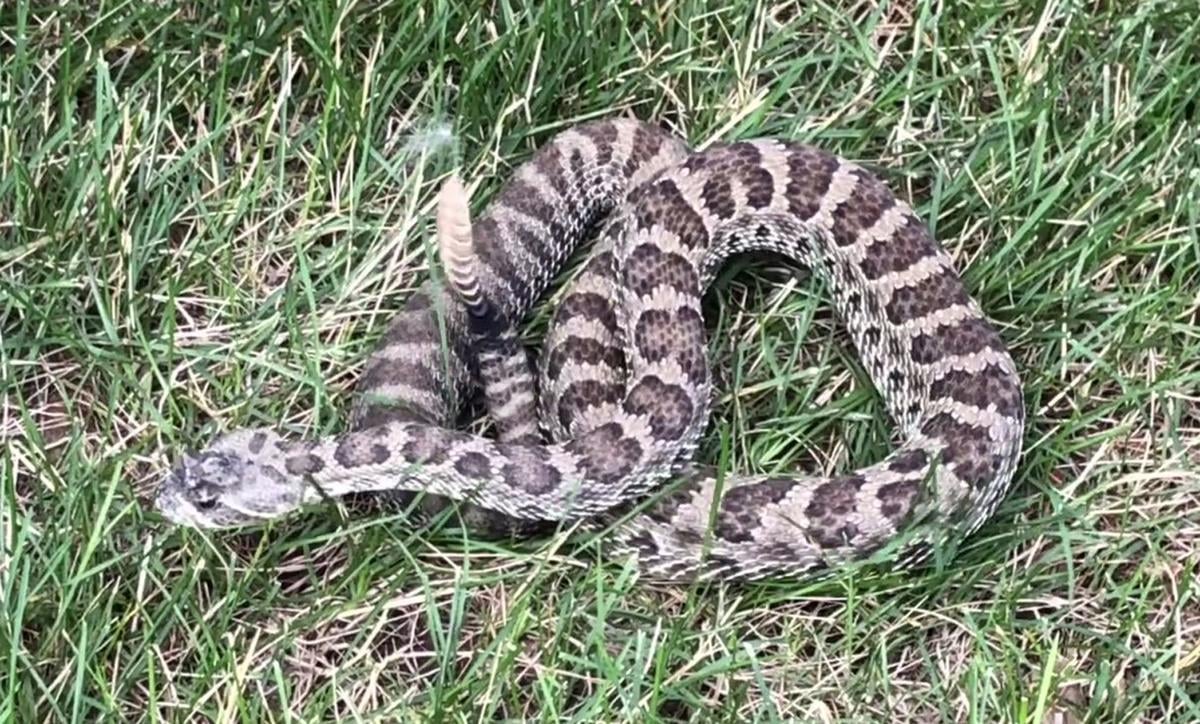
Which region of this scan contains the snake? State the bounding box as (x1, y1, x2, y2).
(153, 118, 1025, 581)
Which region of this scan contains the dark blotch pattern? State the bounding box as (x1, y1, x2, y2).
(499, 445, 562, 495)
(285, 453, 325, 475)
(623, 244, 700, 298)
(248, 432, 268, 454)
(743, 166, 774, 209)
(632, 307, 707, 383)
(701, 176, 736, 219)
(400, 425, 452, 466)
(805, 475, 867, 549)
(728, 141, 763, 164)
(356, 359, 441, 418)
(682, 142, 761, 177)
(502, 178, 560, 228)
(454, 452, 491, 479)
(714, 478, 795, 543)
(631, 178, 710, 249)
(577, 121, 618, 166)
(633, 308, 675, 361)
(566, 421, 643, 487)
(547, 337, 625, 380)
(555, 292, 621, 335)
(885, 266, 971, 324)
(830, 168, 897, 247)
(878, 479, 920, 524)
(844, 291, 863, 315)
(531, 143, 571, 197)
(335, 429, 393, 468)
(558, 380, 624, 432)
(473, 217, 534, 308)
(859, 215, 937, 280)
(501, 189, 558, 260)
(910, 316, 1007, 365)
(929, 364, 1023, 419)
(921, 413, 999, 488)
(641, 466, 711, 526)
(673, 307, 709, 384)
(568, 148, 587, 177)
(785, 146, 840, 219)
(625, 124, 665, 178)
(888, 448, 928, 474)
(588, 249, 616, 274)
(625, 376, 695, 439)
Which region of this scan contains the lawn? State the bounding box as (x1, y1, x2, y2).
(3, 0, 1199, 721)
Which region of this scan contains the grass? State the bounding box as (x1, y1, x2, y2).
(2, 0, 1199, 720)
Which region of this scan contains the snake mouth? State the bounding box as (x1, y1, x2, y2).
(152, 485, 250, 529)
(153, 483, 201, 527)
(152, 462, 235, 529)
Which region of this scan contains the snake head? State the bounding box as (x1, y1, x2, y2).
(154, 429, 306, 529)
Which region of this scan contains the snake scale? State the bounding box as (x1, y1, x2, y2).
(154, 118, 1024, 581)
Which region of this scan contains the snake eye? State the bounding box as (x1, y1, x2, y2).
(195, 495, 218, 511)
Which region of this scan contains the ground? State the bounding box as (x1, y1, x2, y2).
(3, 1, 1199, 721)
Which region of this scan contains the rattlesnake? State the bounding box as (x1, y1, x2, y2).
(154, 118, 1024, 581)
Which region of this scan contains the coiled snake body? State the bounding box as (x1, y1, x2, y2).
(155, 119, 1024, 581)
